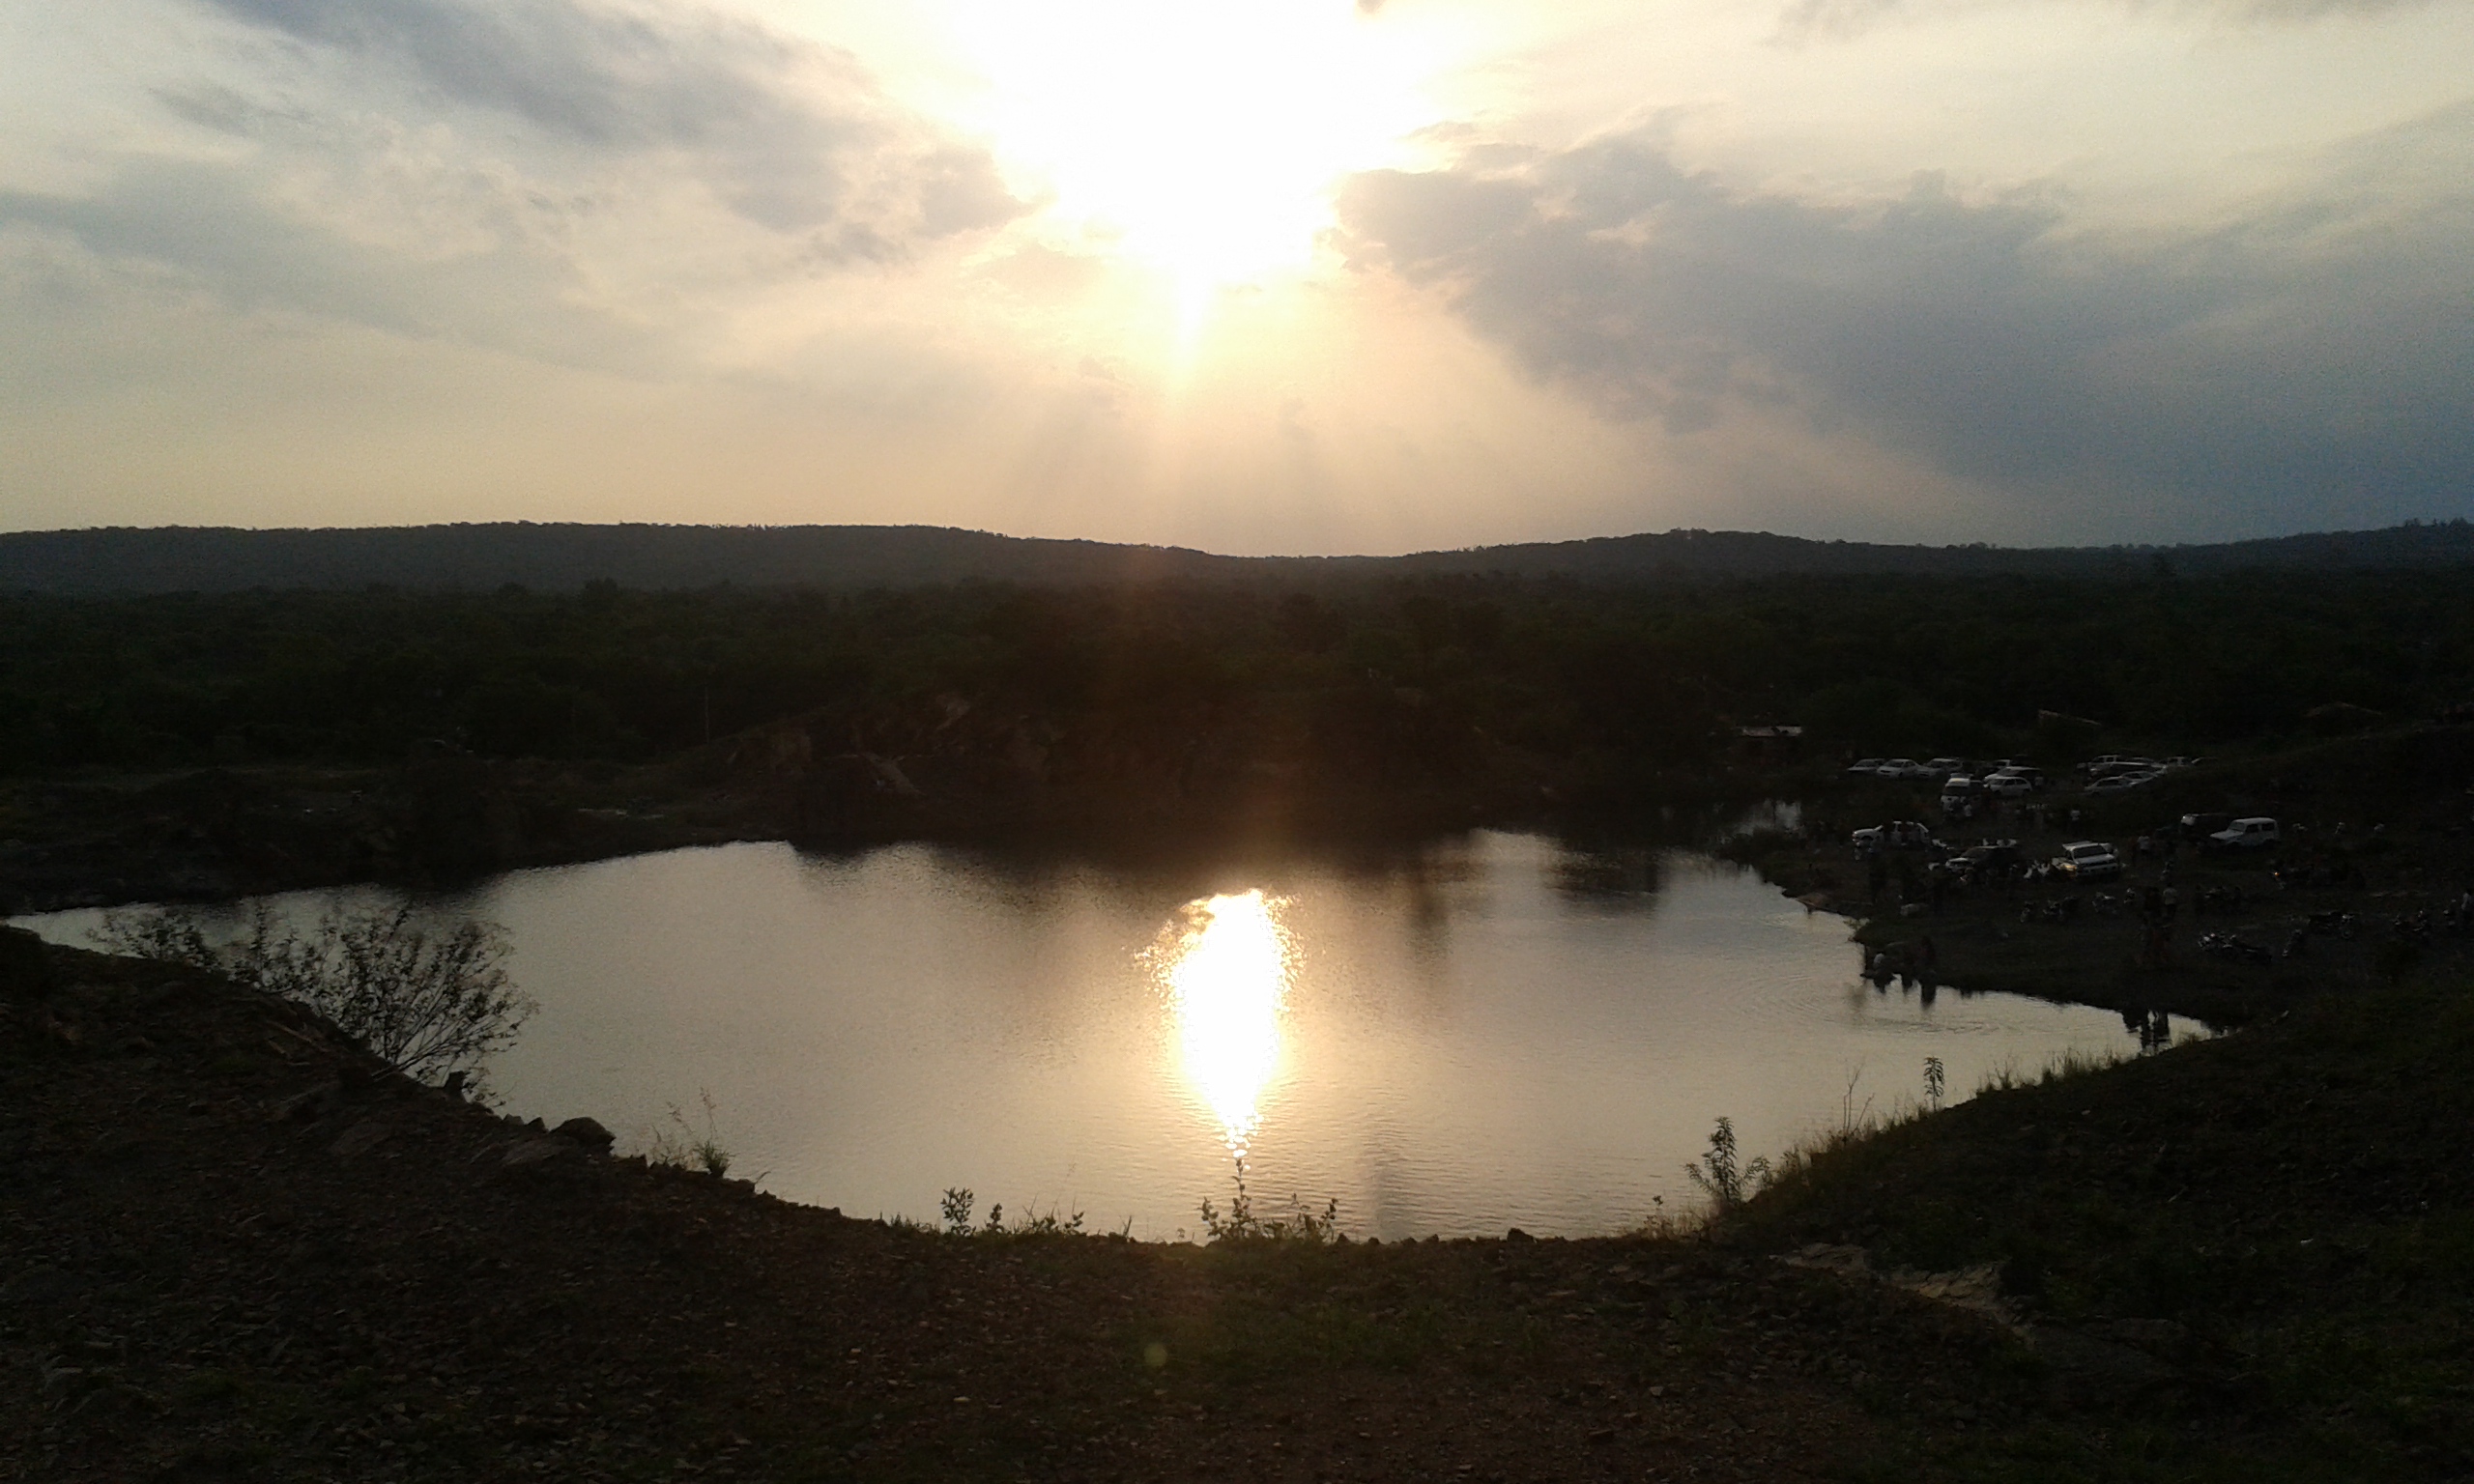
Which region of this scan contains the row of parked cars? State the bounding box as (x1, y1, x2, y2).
(1849, 752, 2216, 800)
(1845, 756, 2050, 803)
(2078, 755, 2206, 793)
(1849, 814, 2285, 885)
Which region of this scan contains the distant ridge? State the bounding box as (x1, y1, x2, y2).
(2, 519, 2471, 594)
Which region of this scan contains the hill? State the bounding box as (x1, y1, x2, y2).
(3, 518, 2472, 594)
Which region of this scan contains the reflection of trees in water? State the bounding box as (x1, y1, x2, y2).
(1548, 801, 1800, 906)
(2121, 1006, 2176, 1053)
(1398, 867, 1453, 970)
(1550, 847, 1664, 904)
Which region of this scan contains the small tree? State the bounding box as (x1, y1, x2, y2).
(97, 902, 532, 1086)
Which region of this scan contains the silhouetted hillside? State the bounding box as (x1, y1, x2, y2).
(0, 525, 1245, 595)
(2, 518, 2471, 594)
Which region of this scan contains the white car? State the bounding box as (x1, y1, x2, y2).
(1982, 773, 2034, 798)
(2209, 817, 2282, 850)
(1877, 758, 1937, 780)
(2055, 841, 2124, 880)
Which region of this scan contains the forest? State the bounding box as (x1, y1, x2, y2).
(5, 564, 2469, 783)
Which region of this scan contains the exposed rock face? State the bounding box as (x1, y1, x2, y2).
(550, 1117, 616, 1153)
(498, 1135, 581, 1169)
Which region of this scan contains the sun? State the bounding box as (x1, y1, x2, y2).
(949, 0, 1441, 309)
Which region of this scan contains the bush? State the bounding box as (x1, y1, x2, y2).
(96, 902, 532, 1087)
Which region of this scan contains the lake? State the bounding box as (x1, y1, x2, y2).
(14, 830, 2196, 1239)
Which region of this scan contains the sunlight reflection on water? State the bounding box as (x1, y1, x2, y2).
(1156, 890, 1291, 1156)
(9, 831, 2203, 1240)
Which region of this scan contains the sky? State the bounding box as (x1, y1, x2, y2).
(1, 0, 2468, 554)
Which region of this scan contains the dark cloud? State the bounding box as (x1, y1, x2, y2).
(1337, 120, 2474, 528)
(187, 0, 1025, 237)
(199, 0, 806, 146)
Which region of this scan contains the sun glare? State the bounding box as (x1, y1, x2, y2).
(1160, 890, 1293, 1154)
(951, 0, 1440, 311)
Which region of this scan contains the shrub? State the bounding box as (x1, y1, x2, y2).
(96, 901, 532, 1087)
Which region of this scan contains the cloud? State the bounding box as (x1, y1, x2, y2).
(1774, 0, 2437, 44)
(184, 0, 1026, 237)
(0, 157, 662, 373)
(0, 0, 1035, 381)
(1336, 111, 2474, 531)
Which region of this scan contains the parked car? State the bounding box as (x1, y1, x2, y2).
(1956, 840, 2024, 878)
(2209, 816, 2282, 850)
(1852, 820, 1939, 850)
(1940, 777, 1983, 812)
(2087, 769, 2162, 793)
(2055, 841, 2124, 880)
(1924, 756, 1967, 777)
(1983, 772, 2034, 798)
(1845, 757, 1887, 778)
(1877, 758, 1938, 780)
(2079, 754, 2155, 774)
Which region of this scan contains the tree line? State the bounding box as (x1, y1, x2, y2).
(3, 567, 2468, 779)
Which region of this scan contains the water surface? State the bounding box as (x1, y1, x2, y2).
(15, 832, 2193, 1239)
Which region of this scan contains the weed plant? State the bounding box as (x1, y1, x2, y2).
(933, 1186, 1095, 1238)
(1197, 1156, 1340, 1244)
(1683, 1117, 1771, 1214)
(643, 1089, 734, 1177)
